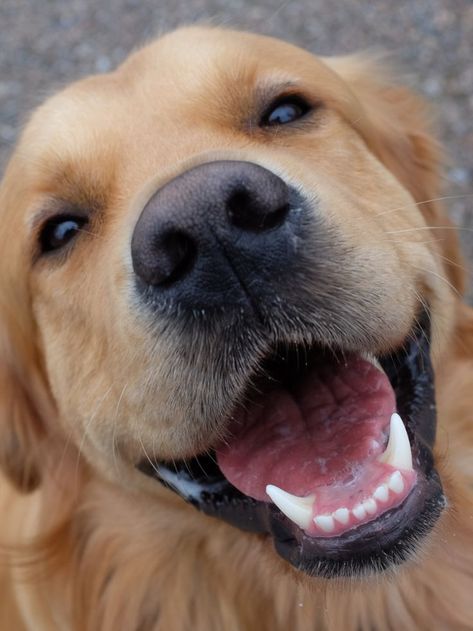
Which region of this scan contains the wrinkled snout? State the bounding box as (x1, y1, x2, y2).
(131, 160, 305, 310)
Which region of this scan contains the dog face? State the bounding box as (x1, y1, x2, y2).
(0, 27, 462, 577)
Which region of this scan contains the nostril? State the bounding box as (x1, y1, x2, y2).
(149, 231, 197, 287)
(132, 162, 294, 294)
(227, 189, 290, 233)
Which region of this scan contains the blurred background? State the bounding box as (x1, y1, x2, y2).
(1, 0, 472, 293)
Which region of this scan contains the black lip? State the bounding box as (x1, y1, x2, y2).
(138, 312, 444, 578)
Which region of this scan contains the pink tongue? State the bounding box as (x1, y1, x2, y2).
(216, 356, 396, 502)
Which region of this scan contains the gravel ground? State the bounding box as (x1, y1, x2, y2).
(1, 0, 472, 293)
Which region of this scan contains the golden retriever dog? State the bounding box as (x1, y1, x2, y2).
(1, 26, 473, 631)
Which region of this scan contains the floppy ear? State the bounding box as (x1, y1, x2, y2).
(0, 362, 43, 492)
(0, 165, 51, 493)
(0, 302, 48, 492)
(326, 55, 465, 294)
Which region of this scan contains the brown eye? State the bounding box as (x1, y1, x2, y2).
(39, 215, 87, 253)
(260, 96, 311, 127)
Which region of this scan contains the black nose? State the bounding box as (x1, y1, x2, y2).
(131, 161, 299, 309)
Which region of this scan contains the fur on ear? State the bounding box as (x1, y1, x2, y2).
(326, 54, 465, 294)
(0, 362, 44, 492)
(0, 293, 49, 492)
(0, 148, 54, 493)
(0, 267, 49, 493)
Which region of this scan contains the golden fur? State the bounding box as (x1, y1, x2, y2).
(0, 27, 472, 630)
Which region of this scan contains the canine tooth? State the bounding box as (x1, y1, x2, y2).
(373, 484, 389, 503)
(332, 508, 350, 525)
(388, 471, 405, 494)
(352, 504, 367, 520)
(314, 515, 335, 533)
(362, 498, 378, 515)
(377, 413, 413, 471)
(266, 485, 315, 530)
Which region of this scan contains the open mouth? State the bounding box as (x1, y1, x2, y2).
(139, 311, 445, 578)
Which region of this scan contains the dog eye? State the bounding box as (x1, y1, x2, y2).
(260, 96, 311, 127)
(39, 215, 88, 253)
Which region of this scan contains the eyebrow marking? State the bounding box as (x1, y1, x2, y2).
(253, 79, 303, 106)
(29, 201, 89, 231)
(28, 158, 111, 231)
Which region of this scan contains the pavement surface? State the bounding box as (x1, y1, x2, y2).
(1, 0, 472, 294)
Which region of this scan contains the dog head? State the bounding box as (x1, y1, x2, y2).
(0, 27, 463, 578)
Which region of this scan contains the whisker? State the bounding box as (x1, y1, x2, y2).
(194, 455, 210, 479)
(375, 193, 473, 218)
(138, 434, 160, 478)
(386, 226, 473, 235)
(204, 449, 219, 466)
(409, 265, 462, 298)
(383, 238, 446, 246)
(436, 253, 472, 273)
(111, 384, 128, 477)
(73, 386, 113, 491)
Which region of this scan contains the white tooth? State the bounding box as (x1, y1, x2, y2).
(388, 471, 405, 494)
(362, 498, 378, 515)
(314, 515, 335, 533)
(373, 484, 389, 503)
(332, 507, 350, 525)
(377, 413, 413, 471)
(352, 504, 367, 520)
(266, 485, 315, 530)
